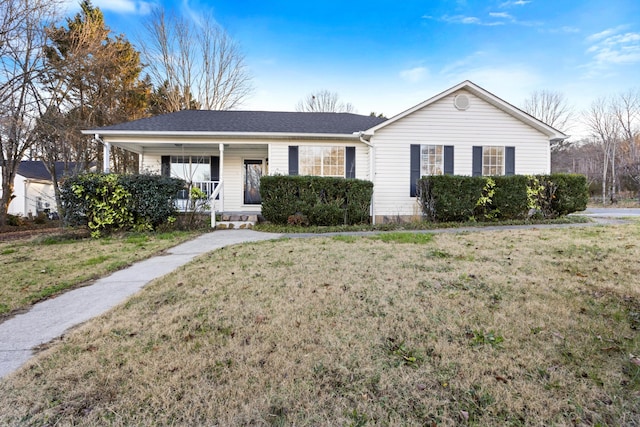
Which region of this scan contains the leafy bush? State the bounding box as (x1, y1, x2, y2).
(61, 173, 184, 237)
(6, 214, 24, 227)
(548, 173, 589, 216)
(260, 176, 373, 226)
(418, 173, 588, 222)
(417, 175, 488, 222)
(491, 175, 530, 220)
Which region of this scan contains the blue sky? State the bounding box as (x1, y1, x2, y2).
(63, 0, 640, 138)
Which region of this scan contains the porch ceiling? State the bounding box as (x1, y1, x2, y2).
(105, 140, 269, 155)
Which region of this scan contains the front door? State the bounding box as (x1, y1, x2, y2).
(244, 160, 263, 205)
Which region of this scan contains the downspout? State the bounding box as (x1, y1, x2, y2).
(358, 132, 376, 225)
(95, 134, 110, 173)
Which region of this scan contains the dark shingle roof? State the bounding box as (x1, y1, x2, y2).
(94, 110, 388, 134)
(18, 161, 79, 181)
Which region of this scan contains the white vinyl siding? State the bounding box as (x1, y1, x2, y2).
(372, 89, 551, 219)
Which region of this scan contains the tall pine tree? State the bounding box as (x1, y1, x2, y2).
(40, 0, 150, 176)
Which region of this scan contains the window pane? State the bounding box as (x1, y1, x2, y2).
(482, 146, 504, 175)
(420, 144, 444, 176)
(299, 146, 345, 177)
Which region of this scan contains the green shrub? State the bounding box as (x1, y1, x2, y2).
(418, 173, 588, 222)
(61, 173, 184, 237)
(120, 174, 185, 229)
(260, 176, 372, 226)
(417, 175, 488, 222)
(491, 175, 530, 220)
(6, 214, 24, 227)
(549, 173, 589, 216)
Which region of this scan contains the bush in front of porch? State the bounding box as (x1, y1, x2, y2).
(260, 176, 373, 226)
(61, 173, 185, 237)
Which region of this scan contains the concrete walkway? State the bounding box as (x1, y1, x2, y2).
(0, 229, 282, 379)
(0, 214, 633, 379)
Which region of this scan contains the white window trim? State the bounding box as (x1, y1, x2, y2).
(299, 146, 346, 177)
(420, 144, 444, 176)
(482, 146, 505, 176)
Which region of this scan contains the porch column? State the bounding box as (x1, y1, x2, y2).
(98, 134, 110, 173)
(218, 143, 224, 213)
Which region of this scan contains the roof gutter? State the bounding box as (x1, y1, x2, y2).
(357, 131, 377, 225)
(81, 130, 362, 141)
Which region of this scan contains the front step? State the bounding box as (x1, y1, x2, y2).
(215, 213, 259, 230)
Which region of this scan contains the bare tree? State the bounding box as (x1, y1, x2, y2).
(583, 98, 621, 204)
(296, 89, 355, 113)
(611, 89, 640, 197)
(0, 0, 59, 226)
(139, 8, 252, 112)
(522, 90, 574, 150)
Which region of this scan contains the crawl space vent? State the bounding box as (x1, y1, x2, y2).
(454, 94, 470, 111)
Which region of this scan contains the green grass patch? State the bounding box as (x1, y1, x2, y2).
(368, 232, 433, 244)
(82, 255, 111, 266)
(254, 215, 592, 234)
(0, 230, 199, 317)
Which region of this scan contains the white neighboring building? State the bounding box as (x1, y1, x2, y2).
(0, 161, 70, 217)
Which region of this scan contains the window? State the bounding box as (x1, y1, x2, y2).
(410, 145, 454, 197)
(299, 146, 345, 177)
(420, 145, 444, 176)
(482, 146, 504, 175)
(170, 156, 210, 182)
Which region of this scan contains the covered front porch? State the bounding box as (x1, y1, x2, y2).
(100, 139, 269, 227)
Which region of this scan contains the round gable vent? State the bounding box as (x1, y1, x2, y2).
(454, 94, 470, 111)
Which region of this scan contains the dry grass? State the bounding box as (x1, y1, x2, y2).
(1, 223, 640, 426)
(0, 231, 199, 317)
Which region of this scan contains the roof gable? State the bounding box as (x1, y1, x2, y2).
(365, 80, 567, 141)
(89, 110, 388, 135)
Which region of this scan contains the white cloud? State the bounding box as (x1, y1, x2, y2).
(489, 12, 512, 19)
(500, 0, 531, 7)
(584, 27, 640, 77)
(586, 25, 629, 42)
(427, 12, 540, 27)
(436, 14, 504, 26)
(400, 66, 429, 83)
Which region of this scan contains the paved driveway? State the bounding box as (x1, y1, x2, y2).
(581, 208, 640, 217)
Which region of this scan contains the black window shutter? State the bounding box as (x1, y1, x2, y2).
(161, 156, 170, 177)
(210, 156, 220, 199)
(505, 147, 515, 176)
(288, 146, 299, 176)
(345, 146, 356, 178)
(472, 146, 483, 177)
(444, 145, 454, 175)
(210, 156, 220, 181)
(410, 144, 420, 197)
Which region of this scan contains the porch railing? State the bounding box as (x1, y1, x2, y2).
(174, 181, 221, 213)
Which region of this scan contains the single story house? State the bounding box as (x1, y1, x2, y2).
(0, 161, 75, 217)
(83, 80, 566, 224)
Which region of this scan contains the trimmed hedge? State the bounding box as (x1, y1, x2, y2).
(260, 175, 373, 226)
(417, 173, 588, 222)
(61, 173, 185, 236)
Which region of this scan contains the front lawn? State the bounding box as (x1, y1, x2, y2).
(0, 230, 201, 318)
(1, 223, 639, 425)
